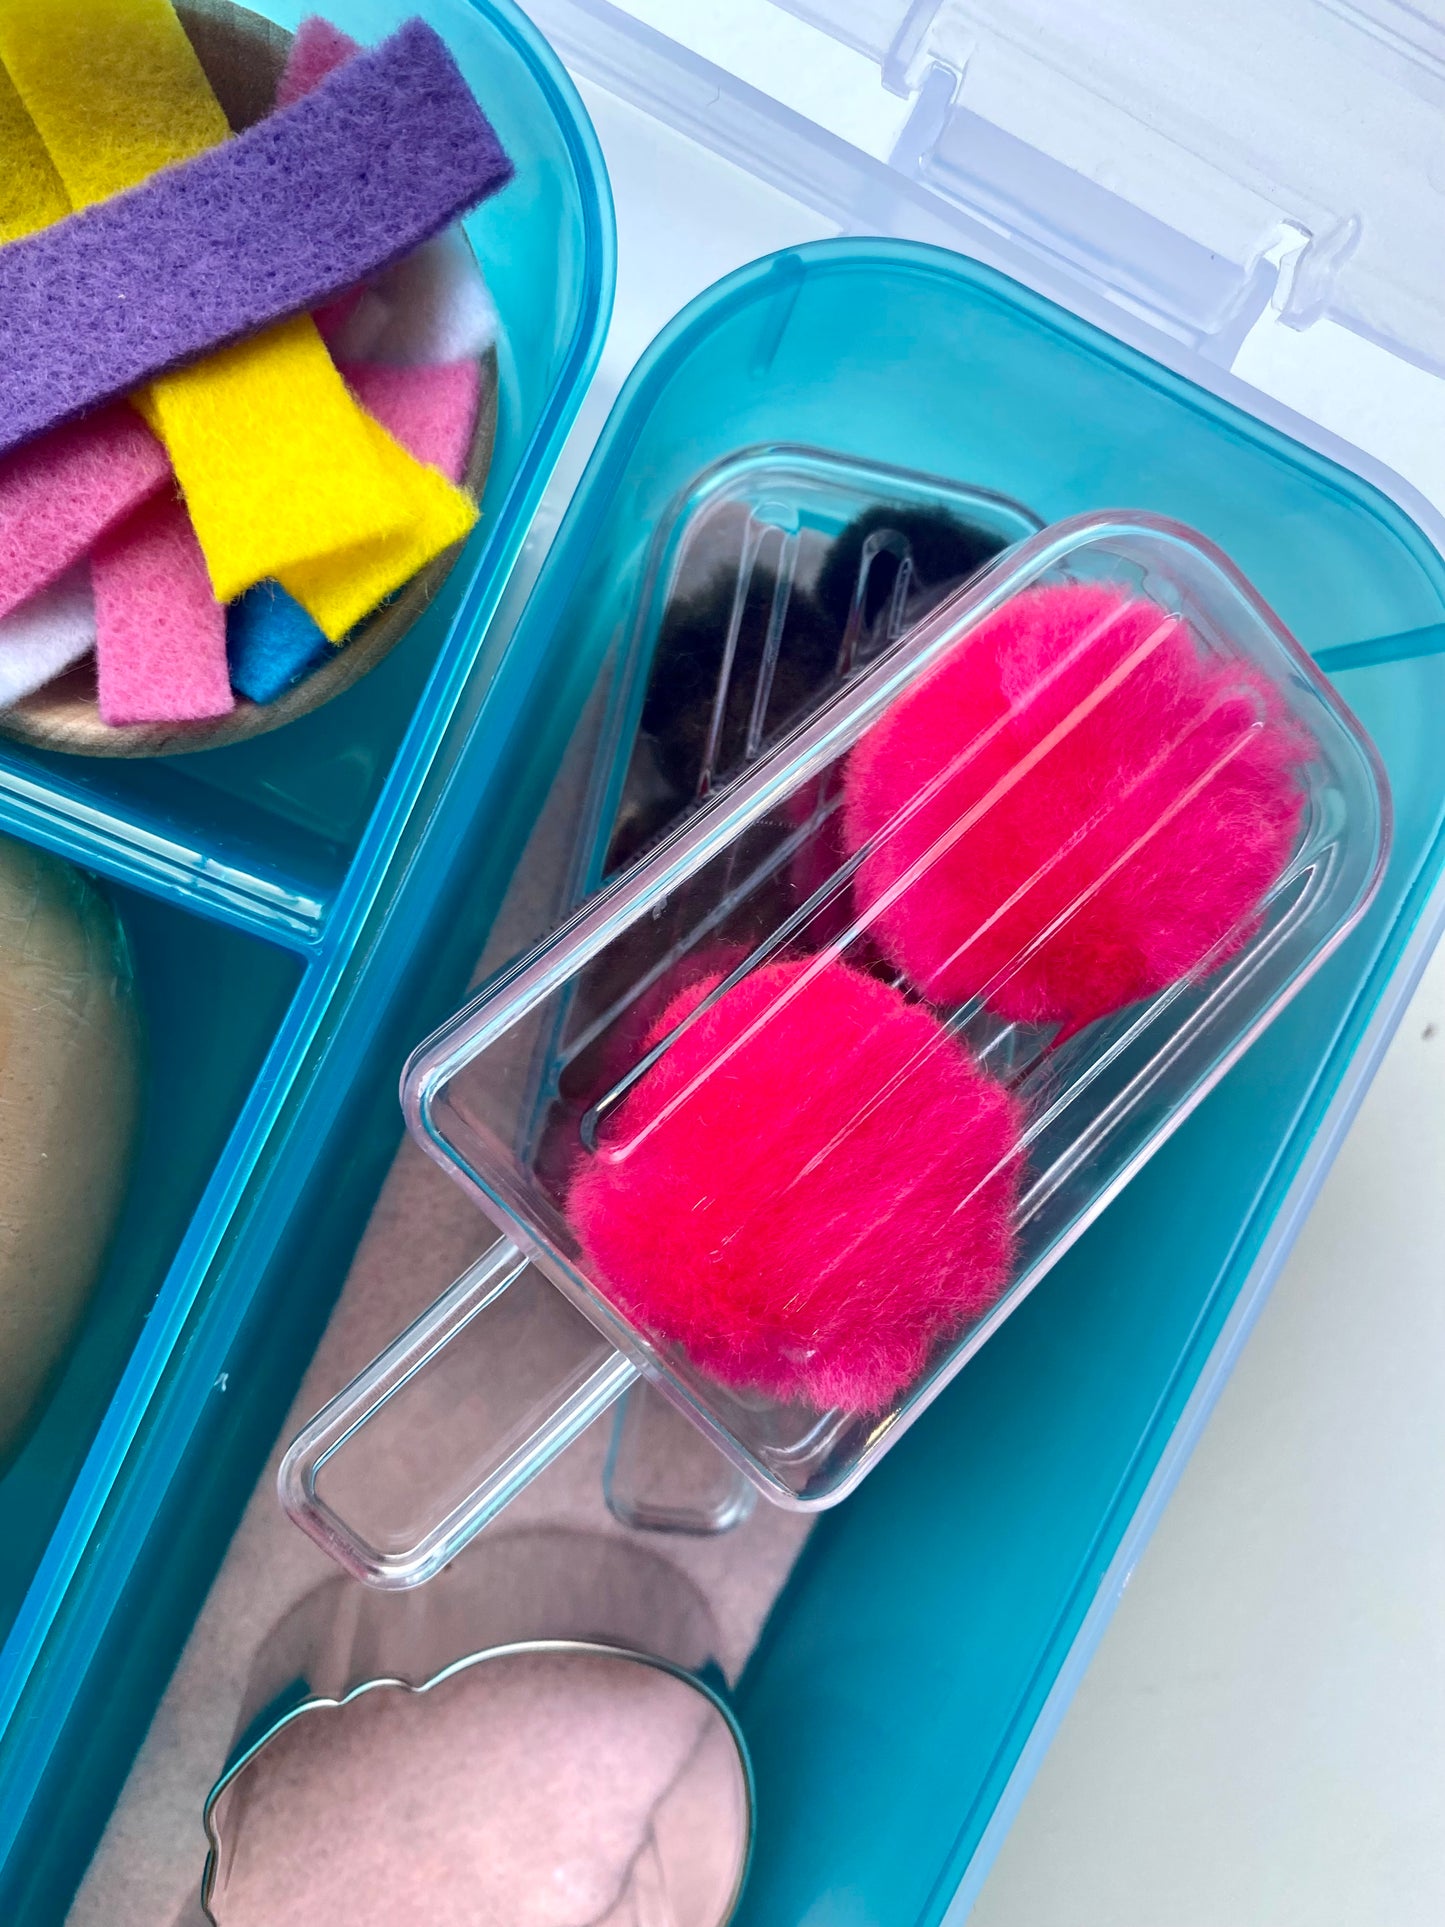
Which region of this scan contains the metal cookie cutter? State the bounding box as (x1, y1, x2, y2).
(183, 1529, 755, 1927)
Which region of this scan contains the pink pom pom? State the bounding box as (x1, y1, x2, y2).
(843, 582, 1313, 1035)
(567, 957, 1022, 1413)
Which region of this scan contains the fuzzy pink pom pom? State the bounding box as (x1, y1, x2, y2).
(567, 957, 1022, 1413)
(843, 582, 1312, 1035)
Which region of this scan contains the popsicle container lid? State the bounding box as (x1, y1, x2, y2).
(280, 506, 1390, 1577)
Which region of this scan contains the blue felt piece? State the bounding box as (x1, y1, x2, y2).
(227, 581, 329, 703)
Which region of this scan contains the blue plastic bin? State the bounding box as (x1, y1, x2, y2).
(278, 223, 1445, 1925)
(3, 0, 1445, 1923)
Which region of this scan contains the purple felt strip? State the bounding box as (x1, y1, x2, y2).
(0, 19, 512, 459)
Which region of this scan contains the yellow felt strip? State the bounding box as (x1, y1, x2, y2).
(0, 0, 228, 209)
(133, 323, 449, 610)
(0, 60, 69, 241)
(279, 420, 479, 640)
(0, 0, 440, 618)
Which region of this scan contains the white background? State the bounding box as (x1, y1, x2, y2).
(970, 939, 1445, 1926)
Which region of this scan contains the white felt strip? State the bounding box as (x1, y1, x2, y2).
(333, 228, 500, 367)
(0, 562, 96, 706)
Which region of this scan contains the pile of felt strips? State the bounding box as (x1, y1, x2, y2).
(0, 2, 511, 725)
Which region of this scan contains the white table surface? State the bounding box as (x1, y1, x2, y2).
(970, 935, 1445, 1926)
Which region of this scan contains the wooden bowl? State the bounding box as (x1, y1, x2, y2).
(0, 0, 499, 759)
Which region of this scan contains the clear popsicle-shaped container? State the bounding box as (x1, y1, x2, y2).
(282, 504, 1388, 1587)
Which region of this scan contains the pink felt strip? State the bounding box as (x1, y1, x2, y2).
(276, 15, 361, 110)
(0, 405, 170, 621)
(340, 361, 482, 485)
(94, 495, 233, 726)
(284, 21, 368, 350)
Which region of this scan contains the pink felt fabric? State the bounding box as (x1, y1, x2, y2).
(0, 405, 169, 622)
(0, 564, 95, 706)
(276, 15, 362, 111)
(340, 360, 481, 484)
(93, 495, 233, 726)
